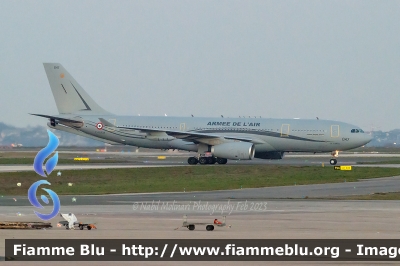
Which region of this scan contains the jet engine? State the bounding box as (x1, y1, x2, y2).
(211, 142, 255, 160)
(254, 151, 285, 160)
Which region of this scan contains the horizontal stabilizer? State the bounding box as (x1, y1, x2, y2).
(98, 118, 116, 127)
(48, 122, 122, 145)
(30, 113, 83, 123)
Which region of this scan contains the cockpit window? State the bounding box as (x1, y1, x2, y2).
(351, 129, 355, 133)
(351, 129, 365, 133)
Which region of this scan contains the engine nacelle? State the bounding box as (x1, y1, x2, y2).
(211, 142, 255, 160)
(254, 151, 285, 160)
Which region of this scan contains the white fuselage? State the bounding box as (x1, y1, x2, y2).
(49, 115, 372, 154)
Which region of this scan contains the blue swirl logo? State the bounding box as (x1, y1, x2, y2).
(33, 130, 59, 177)
(28, 130, 61, 220)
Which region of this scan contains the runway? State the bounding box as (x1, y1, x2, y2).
(0, 164, 184, 172)
(2, 153, 400, 173)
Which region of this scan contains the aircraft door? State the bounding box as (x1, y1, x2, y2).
(331, 125, 339, 138)
(280, 124, 290, 137)
(180, 123, 186, 131)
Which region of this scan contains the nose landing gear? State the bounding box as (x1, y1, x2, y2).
(330, 150, 339, 165)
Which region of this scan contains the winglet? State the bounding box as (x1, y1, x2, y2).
(98, 118, 115, 127)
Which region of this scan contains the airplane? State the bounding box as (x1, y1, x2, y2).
(32, 63, 372, 166)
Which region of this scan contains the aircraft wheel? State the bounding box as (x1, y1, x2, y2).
(188, 157, 198, 165)
(87, 226, 92, 230)
(217, 158, 228, 164)
(199, 157, 208, 165)
(206, 157, 215, 164)
(206, 225, 214, 231)
(79, 225, 84, 230)
(187, 225, 195, 230)
(330, 159, 337, 165)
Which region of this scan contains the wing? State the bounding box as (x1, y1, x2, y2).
(98, 118, 265, 145)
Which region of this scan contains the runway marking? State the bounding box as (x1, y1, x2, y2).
(0, 164, 186, 173)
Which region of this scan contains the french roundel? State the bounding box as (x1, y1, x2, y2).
(96, 123, 104, 130)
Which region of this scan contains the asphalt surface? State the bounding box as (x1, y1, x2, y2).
(2, 152, 400, 172)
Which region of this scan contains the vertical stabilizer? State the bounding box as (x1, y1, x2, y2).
(43, 63, 110, 115)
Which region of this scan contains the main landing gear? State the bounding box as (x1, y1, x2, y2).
(187, 157, 227, 165)
(329, 150, 339, 165)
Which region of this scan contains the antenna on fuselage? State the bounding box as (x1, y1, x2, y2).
(221, 115, 224, 118)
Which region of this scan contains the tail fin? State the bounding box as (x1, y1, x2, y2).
(43, 63, 111, 115)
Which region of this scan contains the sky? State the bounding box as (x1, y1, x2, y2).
(0, 0, 399, 131)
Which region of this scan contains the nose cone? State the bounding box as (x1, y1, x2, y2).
(349, 132, 373, 149)
(363, 134, 373, 145)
